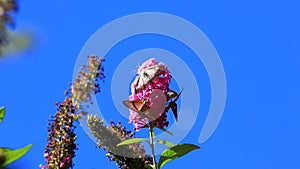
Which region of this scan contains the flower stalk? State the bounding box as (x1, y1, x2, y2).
(149, 126, 157, 169)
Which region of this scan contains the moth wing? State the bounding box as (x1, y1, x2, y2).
(136, 65, 164, 90)
(122, 100, 149, 113)
(122, 100, 138, 112)
(173, 88, 184, 103)
(133, 100, 148, 112)
(170, 102, 178, 122)
(166, 88, 184, 121)
(143, 65, 162, 78)
(167, 90, 178, 100)
(140, 103, 150, 113)
(136, 72, 151, 89)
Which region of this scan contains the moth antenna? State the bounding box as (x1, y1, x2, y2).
(131, 64, 142, 73)
(131, 69, 138, 73)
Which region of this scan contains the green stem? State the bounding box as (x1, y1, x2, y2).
(149, 126, 158, 169)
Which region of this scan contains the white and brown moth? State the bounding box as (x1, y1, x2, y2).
(135, 64, 165, 91)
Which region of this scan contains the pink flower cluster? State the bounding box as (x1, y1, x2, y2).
(129, 58, 172, 130)
(39, 154, 71, 169)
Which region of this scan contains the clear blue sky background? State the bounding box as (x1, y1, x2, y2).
(0, 1, 300, 169)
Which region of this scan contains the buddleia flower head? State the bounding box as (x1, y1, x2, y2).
(129, 58, 172, 131)
(40, 56, 105, 169)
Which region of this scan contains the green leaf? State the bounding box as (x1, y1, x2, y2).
(158, 144, 200, 169)
(155, 127, 173, 135)
(1, 31, 34, 56)
(156, 140, 175, 147)
(145, 164, 154, 169)
(151, 128, 155, 138)
(117, 138, 147, 146)
(0, 144, 33, 166)
(0, 107, 5, 123)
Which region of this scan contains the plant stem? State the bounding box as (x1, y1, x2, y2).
(149, 126, 158, 169)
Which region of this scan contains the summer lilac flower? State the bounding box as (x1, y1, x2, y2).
(87, 115, 153, 169)
(40, 98, 77, 169)
(129, 58, 172, 130)
(41, 56, 105, 169)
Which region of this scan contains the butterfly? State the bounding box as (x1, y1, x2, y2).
(135, 64, 165, 91)
(166, 88, 184, 122)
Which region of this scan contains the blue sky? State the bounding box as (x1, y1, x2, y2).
(0, 1, 300, 169)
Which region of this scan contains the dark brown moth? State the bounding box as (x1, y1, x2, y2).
(166, 88, 184, 122)
(167, 90, 178, 100)
(123, 88, 183, 122)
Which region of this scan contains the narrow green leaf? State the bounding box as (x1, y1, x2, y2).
(0, 107, 5, 123)
(158, 143, 200, 169)
(155, 127, 173, 135)
(117, 138, 147, 146)
(170, 102, 178, 122)
(1, 144, 33, 166)
(151, 128, 155, 138)
(156, 140, 175, 147)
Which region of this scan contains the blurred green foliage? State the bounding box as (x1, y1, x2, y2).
(0, 107, 32, 168)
